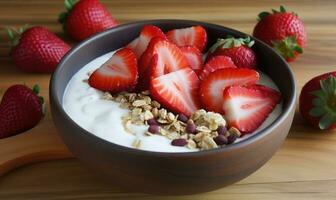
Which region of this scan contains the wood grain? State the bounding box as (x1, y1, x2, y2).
(1, 0, 336, 199)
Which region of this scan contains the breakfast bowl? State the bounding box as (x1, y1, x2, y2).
(50, 19, 296, 195)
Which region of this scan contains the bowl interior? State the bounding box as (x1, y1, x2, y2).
(51, 19, 295, 152)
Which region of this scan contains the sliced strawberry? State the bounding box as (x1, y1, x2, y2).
(89, 48, 138, 93)
(246, 84, 281, 100)
(150, 68, 200, 116)
(127, 25, 166, 58)
(199, 68, 259, 113)
(137, 38, 189, 90)
(138, 37, 166, 76)
(222, 85, 281, 134)
(199, 55, 237, 80)
(166, 25, 207, 52)
(180, 46, 203, 74)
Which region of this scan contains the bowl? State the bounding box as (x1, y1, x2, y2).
(50, 19, 296, 195)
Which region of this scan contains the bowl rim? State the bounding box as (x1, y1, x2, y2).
(50, 19, 296, 157)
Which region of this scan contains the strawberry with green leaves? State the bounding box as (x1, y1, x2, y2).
(253, 5, 307, 62)
(59, 0, 118, 41)
(0, 84, 44, 139)
(299, 72, 336, 130)
(207, 36, 257, 69)
(7, 26, 70, 73)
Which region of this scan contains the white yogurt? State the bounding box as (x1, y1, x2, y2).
(62, 51, 282, 152)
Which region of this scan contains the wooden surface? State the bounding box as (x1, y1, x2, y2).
(1, 0, 336, 199)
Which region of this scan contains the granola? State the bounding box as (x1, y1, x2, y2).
(103, 91, 241, 150)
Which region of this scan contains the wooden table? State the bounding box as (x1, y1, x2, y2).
(1, 0, 336, 199)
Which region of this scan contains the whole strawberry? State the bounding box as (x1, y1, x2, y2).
(59, 0, 118, 41)
(7, 26, 70, 73)
(299, 72, 336, 130)
(253, 5, 307, 62)
(207, 36, 257, 69)
(0, 84, 44, 139)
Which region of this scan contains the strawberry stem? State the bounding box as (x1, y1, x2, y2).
(272, 36, 303, 59)
(208, 36, 254, 53)
(5, 24, 30, 46)
(58, 0, 79, 26)
(309, 76, 336, 129)
(32, 84, 40, 95)
(257, 5, 297, 21)
(32, 84, 45, 105)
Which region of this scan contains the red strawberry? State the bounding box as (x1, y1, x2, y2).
(89, 48, 138, 93)
(7, 26, 70, 73)
(137, 38, 189, 90)
(199, 68, 259, 113)
(207, 36, 257, 69)
(253, 5, 307, 62)
(180, 46, 203, 74)
(138, 37, 167, 76)
(199, 55, 237, 80)
(150, 68, 200, 116)
(0, 84, 44, 139)
(166, 25, 207, 52)
(223, 85, 281, 134)
(59, 0, 118, 41)
(299, 72, 336, 130)
(127, 25, 166, 59)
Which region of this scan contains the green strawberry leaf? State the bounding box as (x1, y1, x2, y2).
(208, 36, 255, 53)
(258, 11, 270, 21)
(280, 5, 287, 13)
(319, 113, 334, 130)
(6, 25, 30, 47)
(272, 36, 303, 60)
(309, 75, 336, 129)
(309, 106, 325, 117)
(32, 84, 40, 95)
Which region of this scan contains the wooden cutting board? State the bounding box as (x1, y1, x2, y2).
(0, 100, 73, 175)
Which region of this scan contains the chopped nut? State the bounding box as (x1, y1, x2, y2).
(167, 112, 175, 122)
(144, 110, 154, 120)
(202, 136, 218, 149)
(102, 92, 113, 100)
(151, 100, 161, 108)
(152, 107, 159, 118)
(157, 118, 169, 124)
(132, 108, 142, 116)
(159, 108, 167, 119)
(196, 126, 211, 133)
(142, 104, 152, 111)
(194, 132, 206, 142)
(132, 100, 147, 107)
(122, 118, 135, 135)
(132, 139, 142, 149)
(141, 90, 150, 95)
(228, 127, 241, 137)
(211, 131, 219, 137)
(145, 131, 153, 136)
(159, 128, 169, 136)
(120, 102, 130, 109)
(167, 132, 180, 140)
(187, 139, 197, 149)
(180, 134, 188, 139)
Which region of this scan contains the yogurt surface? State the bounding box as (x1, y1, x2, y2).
(62, 51, 283, 152)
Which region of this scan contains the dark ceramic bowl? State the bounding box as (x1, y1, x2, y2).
(50, 19, 296, 195)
